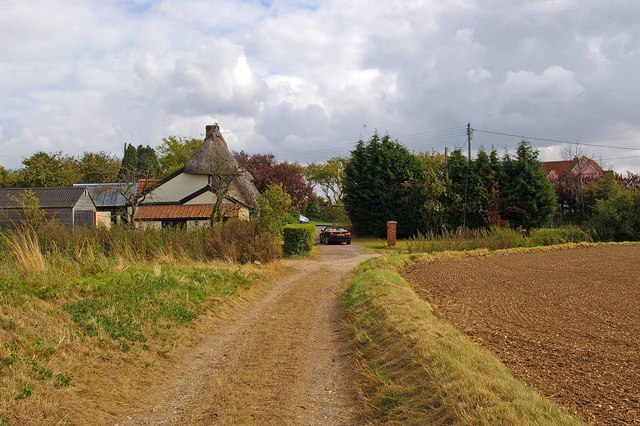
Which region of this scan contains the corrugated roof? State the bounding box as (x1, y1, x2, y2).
(74, 183, 135, 208)
(0, 187, 88, 209)
(135, 204, 239, 220)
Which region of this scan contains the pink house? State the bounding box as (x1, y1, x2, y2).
(542, 156, 604, 182)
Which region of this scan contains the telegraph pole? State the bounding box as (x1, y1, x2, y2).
(467, 122, 472, 162)
(463, 123, 472, 228)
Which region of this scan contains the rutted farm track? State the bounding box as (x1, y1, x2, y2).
(404, 245, 640, 426)
(111, 244, 374, 426)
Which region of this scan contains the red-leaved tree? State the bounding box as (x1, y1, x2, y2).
(234, 151, 313, 210)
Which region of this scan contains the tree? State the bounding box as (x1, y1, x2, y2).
(415, 152, 447, 230)
(343, 132, 427, 237)
(0, 166, 18, 188)
(79, 152, 121, 183)
(234, 151, 277, 192)
(256, 183, 293, 236)
(16, 151, 81, 187)
(136, 145, 161, 178)
(589, 189, 640, 241)
(270, 162, 313, 211)
(234, 151, 313, 210)
(8, 189, 47, 229)
(118, 144, 138, 181)
(443, 149, 469, 229)
(501, 141, 557, 229)
(304, 157, 347, 205)
(108, 166, 152, 227)
(157, 136, 203, 176)
(583, 174, 620, 219)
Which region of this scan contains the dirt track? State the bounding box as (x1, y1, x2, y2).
(114, 243, 373, 425)
(404, 245, 640, 426)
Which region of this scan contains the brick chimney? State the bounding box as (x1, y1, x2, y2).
(205, 124, 219, 139)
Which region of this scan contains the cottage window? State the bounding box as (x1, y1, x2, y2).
(162, 220, 187, 229)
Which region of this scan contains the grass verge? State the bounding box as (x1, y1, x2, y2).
(0, 252, 279, 425)
(343, 252, 583, 425)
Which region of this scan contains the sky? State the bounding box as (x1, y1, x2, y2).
(1, 0, 639, 172)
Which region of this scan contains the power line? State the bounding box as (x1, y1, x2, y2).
(472, 128, 640, 151)
(601, 154, 640, 161)
(237, 126, 467, 154)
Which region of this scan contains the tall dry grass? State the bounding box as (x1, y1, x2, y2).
(406, 226, 591, 254)
(4, 226, 47, 275)
(6, 219, 283, 267)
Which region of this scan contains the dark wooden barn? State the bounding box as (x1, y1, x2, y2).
(0, 187, 96, 229)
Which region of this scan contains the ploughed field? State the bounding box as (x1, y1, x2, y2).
(403, 245, 640, 426)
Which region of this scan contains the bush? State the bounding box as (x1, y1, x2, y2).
(282, 224, 315, 256)
(588, 190, 640, 241)
(529, 227, 592, 246)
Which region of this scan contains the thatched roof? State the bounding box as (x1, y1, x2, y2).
(184, 124, 259, 208)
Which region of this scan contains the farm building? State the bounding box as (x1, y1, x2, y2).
(0, 187, 96, 229)
(73, 182, 137, 227)
(134, 124, 259, 229)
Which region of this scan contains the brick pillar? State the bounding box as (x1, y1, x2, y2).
(386, 221, 397, 247)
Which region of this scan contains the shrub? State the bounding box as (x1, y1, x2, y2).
(588, 190, 640, 241)
(529, 227, 592, 246)
(282, 224, 315, 256)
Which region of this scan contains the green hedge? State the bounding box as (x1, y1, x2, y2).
(282, 224, 315, 256)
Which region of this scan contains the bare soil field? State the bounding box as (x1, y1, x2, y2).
(403, 245, 640, 426)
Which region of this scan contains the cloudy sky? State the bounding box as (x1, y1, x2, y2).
(1, 0, 639, 172)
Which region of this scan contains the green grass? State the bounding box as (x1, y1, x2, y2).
(0, 226, 274, 424)
(343, 254, 583, 425)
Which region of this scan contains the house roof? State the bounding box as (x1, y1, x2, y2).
(541, 156, 604, 177)
(74, 183, 134, 208)
(136, 179, 161, 195)
(135, 204, 240, 220)
(183, 124, 259, 209)
(0, 187, 90, 209)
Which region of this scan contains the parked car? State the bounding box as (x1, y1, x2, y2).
(319, 226, 352, 245)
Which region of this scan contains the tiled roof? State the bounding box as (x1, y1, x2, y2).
(541, 156, 604, 177)
(542, 160, 574, 176)
(135, 204, 239, 220)
(0, 187, 88, 209)
(136, 179, 161, 194)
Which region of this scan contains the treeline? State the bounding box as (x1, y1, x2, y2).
(343, 132, 640, 239)
(0, 136, 332, 220)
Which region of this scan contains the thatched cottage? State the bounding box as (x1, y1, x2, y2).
(135, 124, 259, 228)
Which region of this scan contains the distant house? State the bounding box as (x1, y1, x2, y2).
(134, 124, 259, 229)
(0, 187, 96, 229)
(542, 156, 604, 182)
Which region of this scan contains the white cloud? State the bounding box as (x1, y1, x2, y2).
(467, 67, 492, 83)
(501, 66, 583, 104)
(0, 0, 639, 172)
